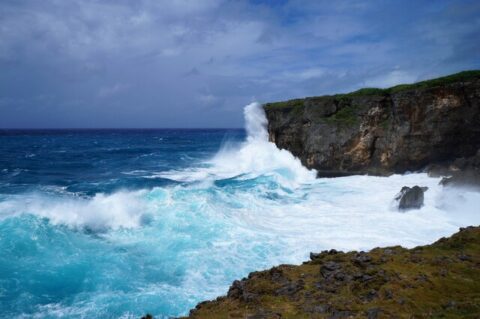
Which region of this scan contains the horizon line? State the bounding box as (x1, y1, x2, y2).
(0, 127, 245, 130)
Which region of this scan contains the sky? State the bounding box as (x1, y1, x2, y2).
(1, 0, 479, 128)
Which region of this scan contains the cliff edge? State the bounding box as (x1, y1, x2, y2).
(264, 71, 480, 176)
(183, 226, 480, 318)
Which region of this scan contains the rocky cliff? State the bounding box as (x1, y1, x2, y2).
(183, 226, 480, 318)
(264, 71, 480, 176)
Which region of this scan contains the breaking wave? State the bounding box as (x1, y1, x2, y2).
(160, 102, 316, 185)
(0, 102, 479, 318)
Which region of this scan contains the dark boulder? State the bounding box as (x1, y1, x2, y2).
(352, 252, 372, 267)
(310, 249, 340, 261)
(275, 280, 304, 296)
(310, 252, 322, 260)
(320, 261, 341, 278)
(395, 186, 427, 210)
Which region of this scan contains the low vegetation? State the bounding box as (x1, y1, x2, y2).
(323, 104, 359, 126)
(182, 226, 480, 318)
(264, 70, 480, 110)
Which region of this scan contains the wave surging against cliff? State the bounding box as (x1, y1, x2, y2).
(0, 103, 479, 318)
(161, 102, 316, 185)
(210, 102, 316, 184)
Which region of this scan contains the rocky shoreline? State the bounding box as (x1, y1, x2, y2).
(264, 71, 480, 179)
(182, 226, 480, 318)
(143, 72, 480, 318)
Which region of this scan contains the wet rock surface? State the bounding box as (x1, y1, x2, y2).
(429, 149, 480, 189)
(181, 226, 480, 318)
(395, 185, 427, 210)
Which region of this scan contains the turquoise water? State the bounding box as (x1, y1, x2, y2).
(0, 129, 255, 317)
(1, 103, 479, 318)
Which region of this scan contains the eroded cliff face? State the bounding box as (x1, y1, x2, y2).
(264, 76, 480, 176)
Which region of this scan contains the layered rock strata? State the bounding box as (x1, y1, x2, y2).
(264, 71, 480, 177)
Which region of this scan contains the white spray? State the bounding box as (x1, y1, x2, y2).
(209, 102, 317, 184)
(158, 102, 316, 185)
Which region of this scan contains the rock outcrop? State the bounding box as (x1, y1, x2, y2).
(182, 226, 480, 318)
(395, 186, 427, 210)
(428, 149, 480, 189)
(264, 71, 480, 177)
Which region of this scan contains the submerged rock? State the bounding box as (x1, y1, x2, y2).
(435, 149, 480, 189)
(395, 186, 427, 210)
(440, 172, 480, 188)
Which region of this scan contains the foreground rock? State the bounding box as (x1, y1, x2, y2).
(264, 71, 480, 176)
(182, 226, 480, 318)
(395, 186, 427, 210)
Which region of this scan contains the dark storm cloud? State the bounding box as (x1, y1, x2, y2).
(1, 0, 479, 128)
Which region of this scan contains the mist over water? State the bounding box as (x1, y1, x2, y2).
(0, 103, 479, 318)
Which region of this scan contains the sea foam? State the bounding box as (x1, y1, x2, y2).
(161, 102, 316, 186)
(1, 102, 479, 318)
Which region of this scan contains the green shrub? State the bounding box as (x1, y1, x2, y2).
(263, 70, 480, 109)
(324, 105, 358, 126)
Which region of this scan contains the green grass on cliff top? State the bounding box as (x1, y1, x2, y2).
(264, 70, 480, 109)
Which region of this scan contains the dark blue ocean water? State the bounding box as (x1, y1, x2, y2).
(0, 129, 244, 196)
(0, 129, 255, 318)
(0, 106, 477, 318)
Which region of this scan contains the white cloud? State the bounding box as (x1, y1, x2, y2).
(365, 70, 418, 88)
(198, 94, 220, 106)
(98, 83, 130, 98)
(1, 0, 478, 127)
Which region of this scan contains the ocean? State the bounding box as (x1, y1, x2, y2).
(1, 103, 479, 318)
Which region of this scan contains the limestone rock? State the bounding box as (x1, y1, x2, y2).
(264, 72, 480, 176)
